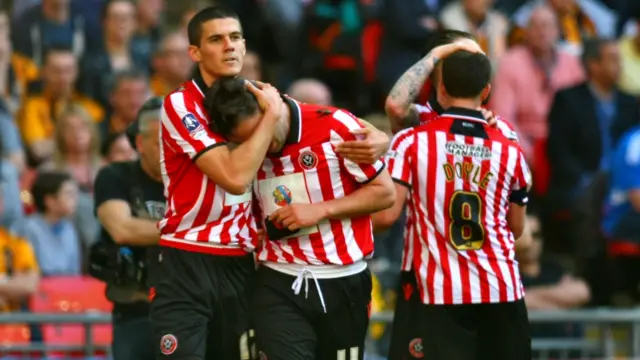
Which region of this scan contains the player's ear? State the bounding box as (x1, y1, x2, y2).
(188, 45, 201, 63)
(480, 84, 491, 103)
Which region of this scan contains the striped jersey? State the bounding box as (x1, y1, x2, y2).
(158, 73, 256, 256)
(253, 98, 385, 266)
(398, 101, 520, 273)
(387, 107, 531, 305)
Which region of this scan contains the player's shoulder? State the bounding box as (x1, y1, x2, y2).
(296, 100, 361, 129)
(493, 116, 519, 142)
(165, 81, 198, 106)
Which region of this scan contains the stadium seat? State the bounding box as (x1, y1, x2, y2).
(0, 324, 30, 345)
(30, 276, 112, 357)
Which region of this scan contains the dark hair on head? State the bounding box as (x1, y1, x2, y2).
(31, 171, 73, 213)
(101, 132, 127, 157)
(203, 76, 260, 138)
(43, 44, 74, 64)
(441, 51, 491, 99)
(187, 5, 240, 46)
(101, 0, 135, 21)
(423, 30, 476, 57)
(581, 37, 614, 71)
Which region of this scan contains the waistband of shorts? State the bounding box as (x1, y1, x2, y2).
(159, 238, 248, 256)
(263, 260, 367, 279)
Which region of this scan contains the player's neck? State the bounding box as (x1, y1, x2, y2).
(446, 98, 481, 110)
(198, 66, 217, 88)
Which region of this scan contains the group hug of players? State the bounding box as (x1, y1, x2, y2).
(150, 5, 532, 360)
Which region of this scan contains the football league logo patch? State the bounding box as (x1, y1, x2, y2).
(181, 113, 203, 133)
(160, 334, 178, 355)
(408, 338, 424, 358)
(272, 185, 292, 207)
(298, 150, 318, 170)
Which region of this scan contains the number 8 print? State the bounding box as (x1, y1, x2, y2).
(448, 191, 486, 250)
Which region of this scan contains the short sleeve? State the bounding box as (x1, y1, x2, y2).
(495, 117, 520, 143)
(13, 236, 39, 273)
(619, 134, 640, 190)
(330, 109, 385, 183)
(386, 128, 415, 188)
(93, 164, 130, 211)
(161, 92, 226, 159)
(511, 148, 532, 191)
(416, 103, 437, 124)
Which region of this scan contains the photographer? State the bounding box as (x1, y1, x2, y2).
(92, 97, 165, 360)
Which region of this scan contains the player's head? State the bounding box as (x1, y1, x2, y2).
(187, 5, 245, 81)
(130, 97, 163, 177)
(204, 76, 287, 153)
(437, 51, 492, 107)
(423, 30, 476, 87)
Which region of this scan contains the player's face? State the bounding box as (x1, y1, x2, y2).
(228, 112, 283, 153)
(190, 18, 246, 79)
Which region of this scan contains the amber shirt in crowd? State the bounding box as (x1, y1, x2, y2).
(0, 227, 38, 312)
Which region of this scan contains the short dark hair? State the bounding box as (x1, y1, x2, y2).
(31, 171, 72, 213)
(581, 37, 614, 70)
(187, 5, 240, 46)
(101, 0, 134, 21)
(423, 30, 475, 57)
(203, 76, 260, 138)
(441, 51, 491, 99)
(43, 44, 74, 64)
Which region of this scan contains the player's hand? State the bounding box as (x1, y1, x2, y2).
(431, 39, 484, 61)
(478, 107, 498, 127)
(268, 203, 327, 231)
(335, 128, 389, 164)
(245, 81, 283, 122)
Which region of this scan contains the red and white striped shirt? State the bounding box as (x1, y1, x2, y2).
(253, 99, 385, 267)
(387, 107, 531, 305)
(397, 101, 520, 273)
(158, 75, 256, 256)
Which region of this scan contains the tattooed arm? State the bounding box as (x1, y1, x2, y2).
(385, 40, 485, 132)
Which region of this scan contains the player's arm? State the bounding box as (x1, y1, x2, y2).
(95, 165, 159, 246)
(385, 40, 483, 131)
(165, 83, 282, 195)
(371, 128, 415, 232)
(0, 239, 39, 299)
(334, 117, 390, 164)
(508, 150, 533, 239)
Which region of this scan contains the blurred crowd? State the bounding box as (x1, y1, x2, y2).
(1, 0, 640, 357)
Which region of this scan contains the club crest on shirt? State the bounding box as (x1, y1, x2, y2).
(181, 113, 203, 134)
(272, 185, 292, 206)
(160, 334, 178, 355)
(408, 338, 424, 358)
(298, 150, 318, 170)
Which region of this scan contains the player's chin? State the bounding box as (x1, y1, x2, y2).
(217, 61, 242, 76)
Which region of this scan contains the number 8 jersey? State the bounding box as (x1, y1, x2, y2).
(386, 107, 532, 306)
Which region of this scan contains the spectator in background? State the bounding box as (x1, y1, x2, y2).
(601, 127, 640, 303)
(0, 191, 39, 312)
(24, 171, 81, 276)
(518, 215, 590, 356)
(0, 9, 40, 116)
(286, 78, 332, 105)
(43, 105, 102, 248)
(101, 132, 137, 163)
(511, 0, 616, 56)
(0, 112, 26, 174)
(547, 38, 637, 214)
(11, 0, 87, 66)
(490, 5, 584, 160)
(618, 14, 640, 97)
(78, 0, 147, 109)
(102, 69, 149, 138)
(376, 0, 444, 94)
(239, 49, 262, 82)
(439, 0, 509, 65)
(150, 32, 191, 97)
(18, 45, 104, 165)
(132, 0, 165, 68)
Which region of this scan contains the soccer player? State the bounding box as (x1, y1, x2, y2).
(368, 32, 520, 360)
(153, 5, 390, 360)
(203, 76, 396, 360)
(373, 50, 532, 359)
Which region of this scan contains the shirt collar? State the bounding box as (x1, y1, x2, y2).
(284, 96, 302, 144)
(427, 93, 445, 115)
(192, 68, 209, 95)
(441, 106, 487, 123)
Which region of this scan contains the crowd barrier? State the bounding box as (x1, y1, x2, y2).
(2, 309, 640, 359)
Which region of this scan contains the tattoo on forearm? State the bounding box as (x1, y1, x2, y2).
(388, 52, 439, 119)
